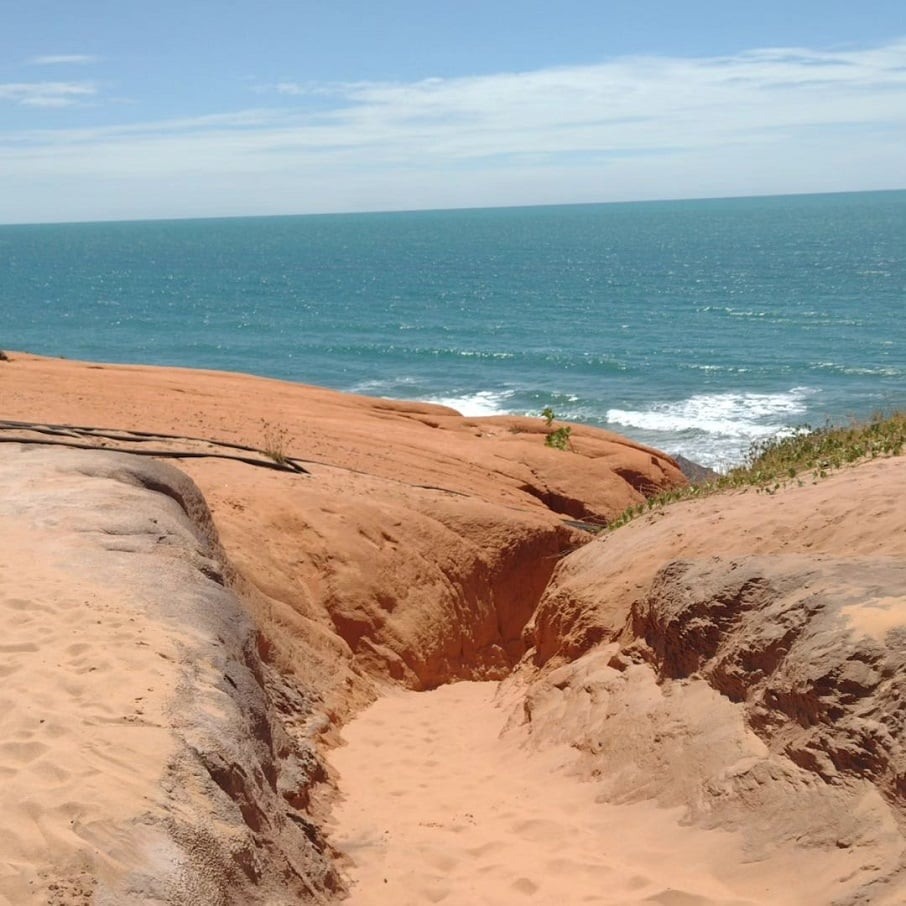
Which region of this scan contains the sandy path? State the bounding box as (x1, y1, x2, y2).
(327, 681, 831, 906)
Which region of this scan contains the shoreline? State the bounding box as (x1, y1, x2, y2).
(3, 343, 891, 473)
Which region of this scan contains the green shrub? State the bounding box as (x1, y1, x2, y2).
(545, 425, 572, 451)
(540, 407, 573, 451)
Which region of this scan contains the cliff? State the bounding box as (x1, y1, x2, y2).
(1, 351, 903, 904)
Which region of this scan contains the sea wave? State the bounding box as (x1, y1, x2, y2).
(607, 388, 813, 437)
(423, 390, 516, 417)
(606, 388, 817, 468)
(809, 361, 902, 377)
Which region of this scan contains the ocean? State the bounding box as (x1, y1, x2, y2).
(2, 190, 904, 470)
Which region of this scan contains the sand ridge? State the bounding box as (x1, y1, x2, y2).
(0, 445, 335, 904)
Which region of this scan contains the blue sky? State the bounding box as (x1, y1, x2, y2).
(2, 1, 905, 223)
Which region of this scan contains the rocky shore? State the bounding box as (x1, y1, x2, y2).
(1, 352, 903, 904)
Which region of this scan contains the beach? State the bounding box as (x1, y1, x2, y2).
(1, 351, 904, 904)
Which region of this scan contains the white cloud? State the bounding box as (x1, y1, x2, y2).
(0, 81, 97, 108)
(29, 54, 100, 66)
(2, 39, 905, 222)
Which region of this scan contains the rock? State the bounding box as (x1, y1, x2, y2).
(671, 453, 720, 484)
(631, 554, 906, 802)
(525, 456, 906, 668)
(0, 352, 685, 692)
(0, 446, 337, 904)
(508, 455, 906, 903)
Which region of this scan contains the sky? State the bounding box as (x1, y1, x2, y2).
(1, 1, 905, 224)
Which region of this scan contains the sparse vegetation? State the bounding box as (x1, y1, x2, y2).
(260, 419, 293, 465)
(540, 407, 573, 451)
(608, 412, 906, 531)
(545, 425, 573, 451)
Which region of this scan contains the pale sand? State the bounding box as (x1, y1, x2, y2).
(327, 682, 863, 906)
(0, 446, 336, 903)
(0, 453, 184, 904)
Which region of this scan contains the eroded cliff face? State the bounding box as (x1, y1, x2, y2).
(5, 353, 905, 904)
(0, 353, 685, 696)
(630, 555, 906, 804)
(525, 456, 906, 667)
(511, 457, 906, 904)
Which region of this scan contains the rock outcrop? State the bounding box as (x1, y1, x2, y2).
(511, 457, 906, 904)
(631, 555, 906, 805)
(0, 353, 684, 694)
(0, 446, 337, 905)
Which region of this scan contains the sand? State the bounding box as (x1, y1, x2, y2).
(0, 449, 186, 904)
(0, 445, 335, 904)
(327, 681, 889, 906)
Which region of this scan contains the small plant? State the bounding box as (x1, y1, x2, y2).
(540, 407, 573, 451)
(545, 425, 573, 451)
(261, 419, 293, 464)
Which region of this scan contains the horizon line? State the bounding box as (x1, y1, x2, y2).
(2, 185, 904, 229)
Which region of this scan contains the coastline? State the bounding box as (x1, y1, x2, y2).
(1, 351, 904, 903)
(4, 192, 902, 471)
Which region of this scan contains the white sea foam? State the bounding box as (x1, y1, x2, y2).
(608, 388, 812, 437)
(348, 377, 420, 398)
(811, 362, 902, 377)
(607, 388, 817, 469)
(425, 390, 515, 417)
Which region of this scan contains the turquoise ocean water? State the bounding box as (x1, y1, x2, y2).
(2, 191, 904, 469)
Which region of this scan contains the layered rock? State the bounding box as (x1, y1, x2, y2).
(630, 555, 906, 803)
(0, 352, 684, 694)
(511, 457, 906, 904)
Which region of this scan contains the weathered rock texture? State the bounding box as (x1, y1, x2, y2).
(526, 456, 906, 666)
(512, 457, 906, 904)
(0, 353, 684, 695)
(0, 446, 337, 905)
(632, 555, 906, 805)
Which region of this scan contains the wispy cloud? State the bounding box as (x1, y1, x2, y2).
(2, 39, 905, 222)
(0, 81, 97, 108)
(28, 54, 100, 66)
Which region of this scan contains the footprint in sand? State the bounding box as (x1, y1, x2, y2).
(0, 740, 49, 764)
(0, 642, 39, 654)
(465, 840, 506, 858)
(511, 876, 539, 896)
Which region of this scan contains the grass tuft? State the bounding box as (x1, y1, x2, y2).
(260, 419, 293, 465)
(540, 406, 574, 451)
